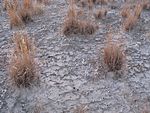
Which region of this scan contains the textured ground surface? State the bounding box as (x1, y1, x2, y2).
(0, 0, 150, 113)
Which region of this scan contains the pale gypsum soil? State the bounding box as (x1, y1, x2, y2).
(0, 0, 150, 113)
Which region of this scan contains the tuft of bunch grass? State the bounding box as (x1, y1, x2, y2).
(94, 8, 107, 19)
(121, 5, 131, 18)
(103, 38, 125, 72)
(123, 13, 138, 31)
(23, 0, 44, 15)
(143, 0, 150, 10)
(63, 1, 98, 36)
(63, 18, 98, 36)
(76, 0, 108, 7)
(122, 2, 143, 31)
(23, 0, 32, 9)
(12, 0, 19, 10)
(6, 0, 44, 29)
(6, 0, 31, 28)
(96, 0, 108, 5)
(9, 32, 37, 88)
(7, 4, 24, 29)
(73, 105, 87, 113)
(142, 111, 150, 113)
(18, 8, 32, 24)
(37, 0, 50, 5)
(88, 0, 94, 10)
(2, 0, 9, 10)
(32, 2, 45, 15)
(134, 3, 143, 18)
(19, 0, 33, 23)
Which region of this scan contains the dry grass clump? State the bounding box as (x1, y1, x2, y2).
(141, 103, 150, 113)
(6, 1, 31, 28)
(18, 9, 32, 24)
(63, 2, 98, 36)
(96, 0, 108, 4)
(4, 0, 44, 29)
(94, 8, 107, 19)
(123, 13, 138, 31)
(75, 0, 109, 8)
(23, 0, 32, 9)
(103, 38, 125, 72)
(75, 0, 94, 6)
(121, 3, 143, 19)
(7, 4, 24, 29)
(37, 0, 50, 5)
(32, 2, 45, 15)
(143, 0, 150, 10)
(9, 32, 37, 88)
(87, 0, 94, 10)
(22, 0, 43, 18)
(142, 111, 150, 113)
(122, 2, 144, 31)
(2, 0, 9, 10)
(134, 3, 143, 18)
(63, 18, 98, 36)
(142, 108, 150, 113)
(73, 105, 87, 113)
(121, 5, 131, 18)
(18, 0, 33, 24)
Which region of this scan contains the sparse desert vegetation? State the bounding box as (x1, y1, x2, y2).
(9, 32, 37, 88)
(0, 0, 150, 112)
(73, 105, 88, 113)
(63, 0, 98, 36)
(122, 3, 142, 31)
(143, 0, 150, 10)
(4, 0, 45, 29)
(103, 37, 125, 71)
(94, 8, 107, 19)
(121, 4, 131, 18)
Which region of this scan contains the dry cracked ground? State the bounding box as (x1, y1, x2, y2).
(0, 0, 150, 113)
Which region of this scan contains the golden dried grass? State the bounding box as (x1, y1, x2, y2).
(32, 2, 45, 15)
(18, 7, 33, 24)
(123, 13, 138, 31)
(122, 2, 143, 31)
(7, 4, 24, 29)
(94, 8, 107, 19)
(88, 0, 94, 10)
(134, 3, 143, 18)
(38, 0, 50, 5)
(103, 38, 125, 71)
(121, 5, 131, 18)
(6, 0, 45, 28)
(2, 0, 9, 10)
(9, 32, 37, 88)
(63, 1, 98, 36)
(23, 0, 31, 9)
(143, 0, 150, 10)
(73, 105, 87, 113)
(96, 0, 108, 4)
(63, 16, 98, 36)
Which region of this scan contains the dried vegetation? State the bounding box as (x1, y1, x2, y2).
(103, 37, 125, 71)
(73, 105, 88, 113)
(63, 0, 98, 36)
(94, 8, 107, 19)
(122, 2, 144, 31)
(3, 0, 45, 29)
(9, 32, 37, 88)
(143, 0, 150, 10)
(121, 5, 131, 18)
